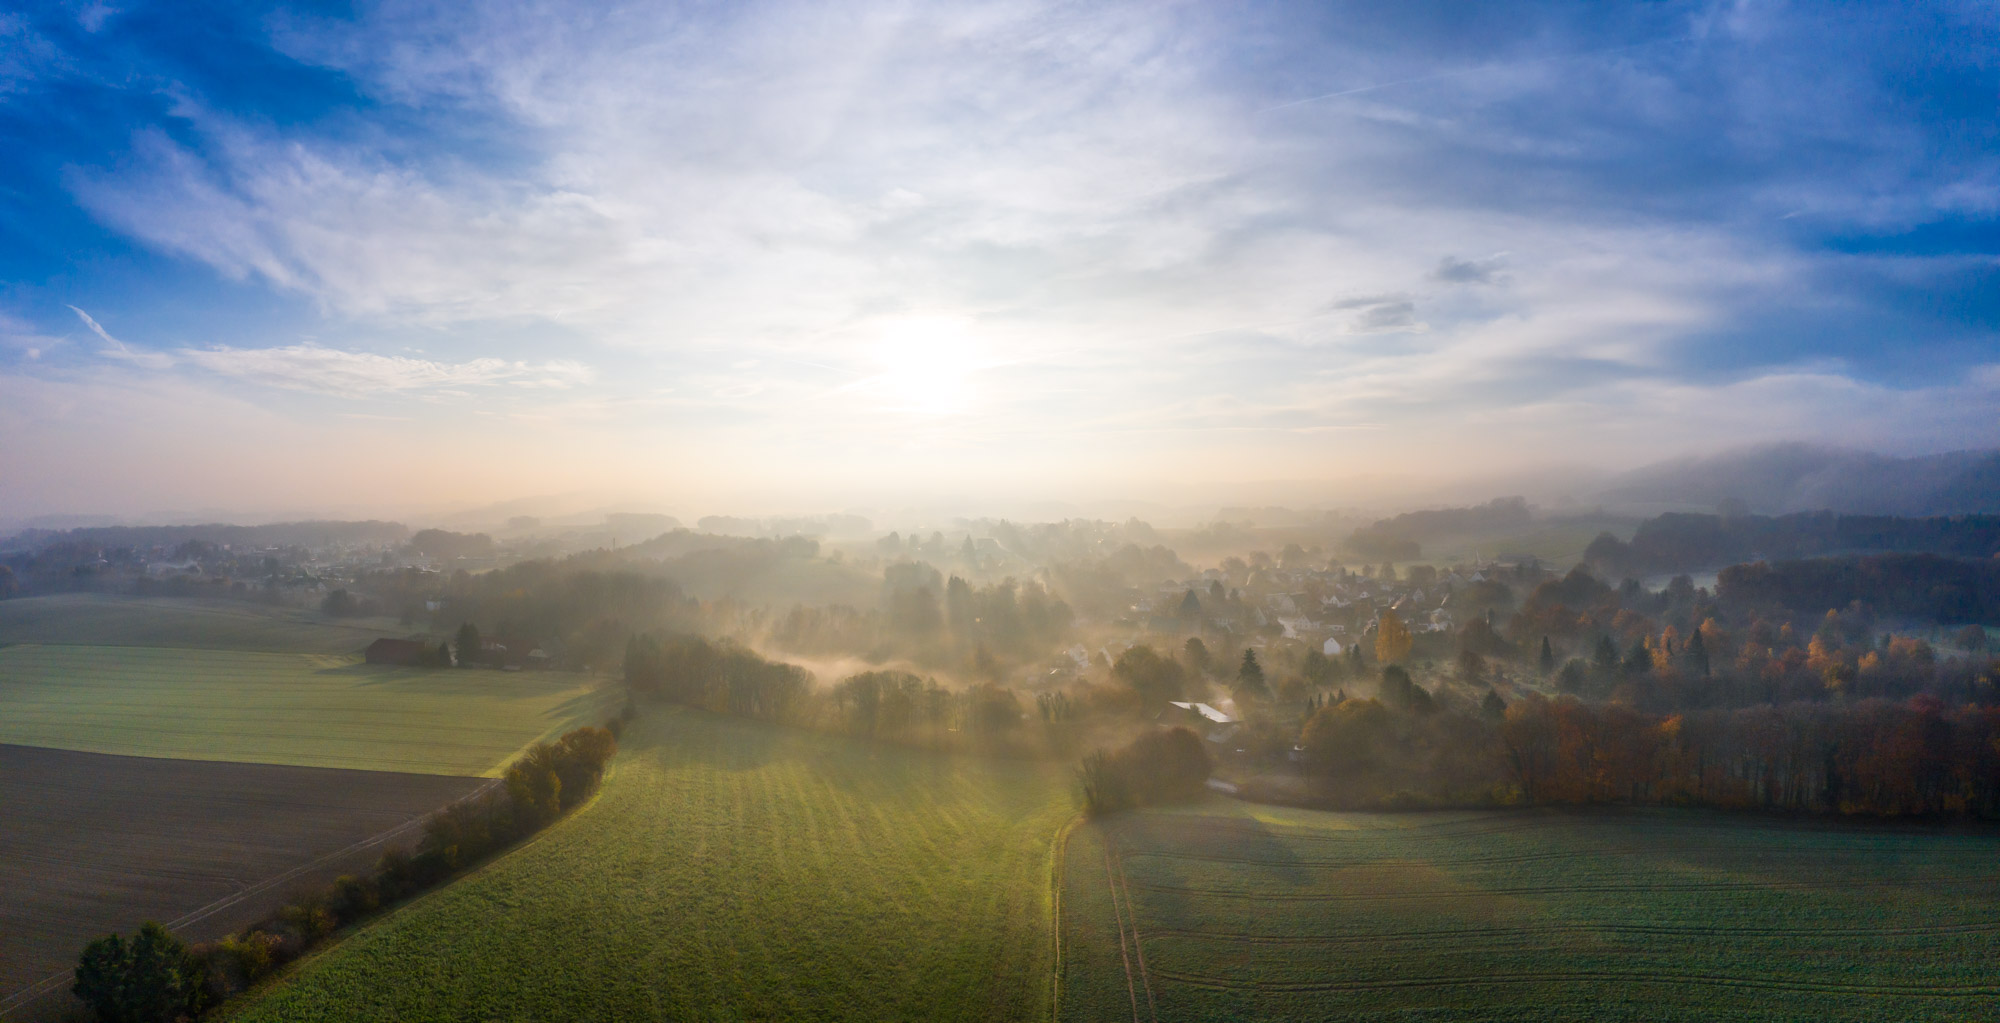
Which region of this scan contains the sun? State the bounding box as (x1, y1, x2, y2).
(870, 316, 983, 415)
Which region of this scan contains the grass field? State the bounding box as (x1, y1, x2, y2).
(1062, 800, 2000, 1022)
(0, 593, 408, 653)
(0, 745, 486, 1020)
(0, 644, 617, 776)
(1415, 517, 1637, 567)
(223, 707, 1076, 1023)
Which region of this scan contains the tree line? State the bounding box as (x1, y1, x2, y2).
(1288, 677, 2000, 818)
(70, 725, 621, 1023)
(624, 632, 811, 722)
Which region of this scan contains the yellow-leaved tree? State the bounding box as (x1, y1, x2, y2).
(1375, 609, 1413, 664)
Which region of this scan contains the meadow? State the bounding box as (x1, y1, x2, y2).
(0, 593, 407, 652)
(0, 644, 617, 776)
(1061, 800, 2000, 1022)
(223, 707, 1076, 1023)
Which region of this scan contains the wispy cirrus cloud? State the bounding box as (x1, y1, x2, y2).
(4, 0, 1996, 515)
(69, 305, 174, 368)
(176, 344, 593, 397)
(64, 306, 590, 397)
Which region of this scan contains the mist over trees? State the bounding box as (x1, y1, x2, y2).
(1585, 511, 2000, 578)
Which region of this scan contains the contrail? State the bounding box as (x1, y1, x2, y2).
(1258, 35, 1696, 114)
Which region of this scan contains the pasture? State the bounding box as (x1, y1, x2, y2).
(1062, 800, 2000, 1022)
(0, 644, 616, 776)
(0, 744, 485, 1020)
(223, 707, 1076, 1023)
(0, 593, 407, 653)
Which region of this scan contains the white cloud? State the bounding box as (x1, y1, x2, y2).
(35, 0, 1993, 501)
(68, 305, 175, 368)
(175, 344, 593, 397)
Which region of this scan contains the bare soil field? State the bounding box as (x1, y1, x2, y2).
(0, 744, 485, 1022)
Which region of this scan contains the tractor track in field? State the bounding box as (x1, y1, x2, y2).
(1110, 842, 1158, 1023)
(0, 774, 498, 1019)
(1121, 871, 2000, 903)
(1101, 841, 1146, 1023)
(1047, 815, 1080, 1023)
(1143, 966, 2000, 999)
(1142, 918, 2000, 946)
(1117, 840, 1983, 873)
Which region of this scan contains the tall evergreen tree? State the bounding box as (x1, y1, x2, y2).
(1234, 648, 1269, 702)
(455, 622, 482, 667)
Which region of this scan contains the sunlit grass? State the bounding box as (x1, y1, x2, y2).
(223, 707, 1076, 1023)
(0, 644, 614, 776)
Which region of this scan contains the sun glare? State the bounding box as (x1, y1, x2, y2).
(870, 316, 983, 415)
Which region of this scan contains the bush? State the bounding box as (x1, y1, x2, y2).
(1079, 726, 1213, 815)
(206, 930, 281, 991)
(277, 893, 335, 944)
(73, 921, 211, 1023)
(328, 874, 378, 924)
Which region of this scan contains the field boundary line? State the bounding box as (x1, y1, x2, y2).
(1101, 839, 1143, 1023)
(0, 778, 498, 1017)
(1048, 813, 1081, 1023)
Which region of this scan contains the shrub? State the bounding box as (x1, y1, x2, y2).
(328, 874, 378, 924)
(208, 930, 282, 990)
(1079, 726, 1213, 815)
(278, 893, 335, 944)
(374, 847, 417, 902)
(73, 921, 211, 1023)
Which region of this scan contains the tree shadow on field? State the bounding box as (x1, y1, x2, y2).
(325, 663, 584, 699)
(1108, 809, 1314, 934)
(665, 710, 784, 773)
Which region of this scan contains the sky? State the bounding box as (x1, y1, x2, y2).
(2, 0, 1998, 522)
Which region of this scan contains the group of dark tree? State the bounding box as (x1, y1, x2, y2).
(624, 632, 811, 722)
(1078, 727, 1214, 815)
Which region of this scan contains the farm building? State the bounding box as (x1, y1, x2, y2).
(1158, 701, 1243, 746)
(364, 638, 431, 666)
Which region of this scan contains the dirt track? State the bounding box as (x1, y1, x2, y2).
(0, 744, 485, 1021)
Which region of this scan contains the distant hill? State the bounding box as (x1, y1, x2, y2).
(1584, 511, 2000, 578)
(0, 520, 410, 553)
(1600, 444, 2000, 516)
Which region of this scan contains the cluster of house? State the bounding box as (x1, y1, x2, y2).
(1121, 562, 1535, 658)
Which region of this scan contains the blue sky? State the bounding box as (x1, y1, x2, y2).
(2, 0, 1997, 519)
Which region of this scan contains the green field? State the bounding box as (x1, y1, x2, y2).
(0, 593, 407, 653)
(0, 644, 616, 776)
(224, 707, 1076, 1023)
(1061, 800, 2000, 1022)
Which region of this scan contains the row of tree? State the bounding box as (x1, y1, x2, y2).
(1293, 675, 2000, 819)
(72, 727, 619, 1023)
(624, 633, 811, 722)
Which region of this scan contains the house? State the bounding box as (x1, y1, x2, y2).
(1159, 701, 1244, 746)
(365, 638, 431, 666)
(1164, 701, 1236, 725)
